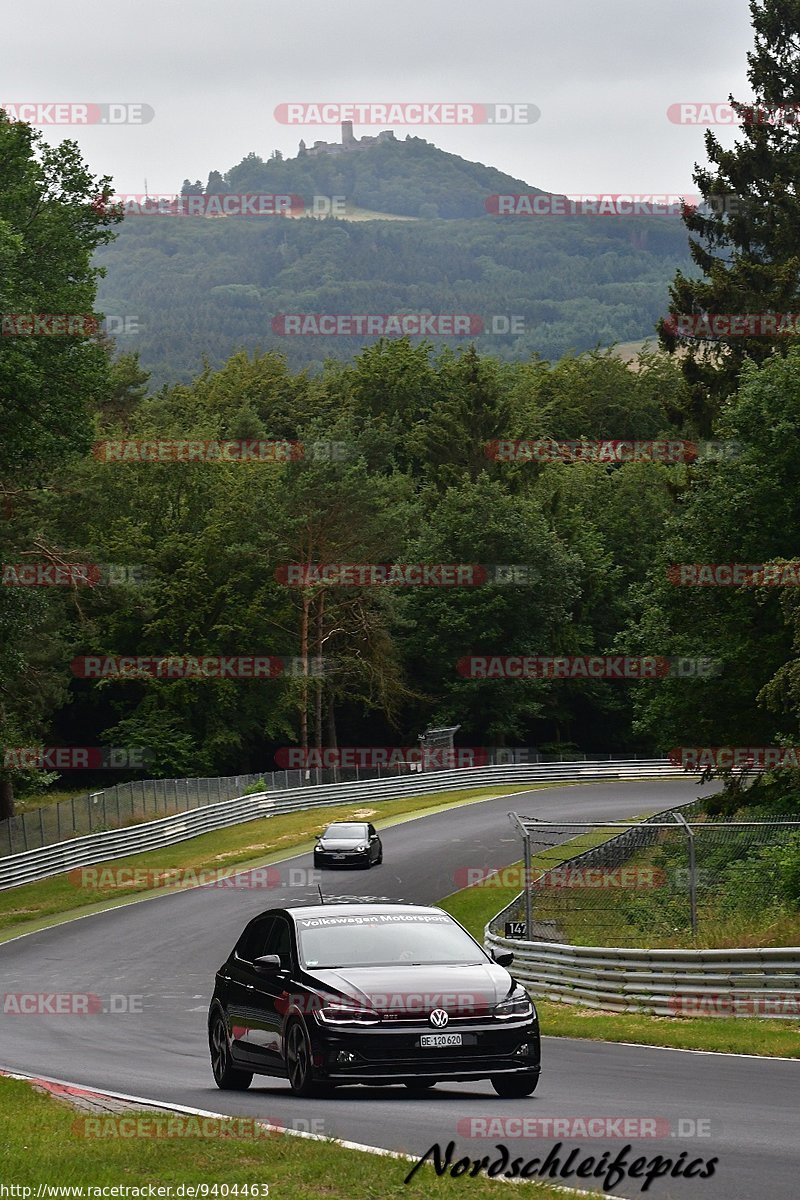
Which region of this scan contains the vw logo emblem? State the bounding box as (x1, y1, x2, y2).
(429, 1008, 449, 1028)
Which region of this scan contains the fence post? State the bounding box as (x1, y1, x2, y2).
(523, 831, 533, 939)
(673, 812, 698, 936)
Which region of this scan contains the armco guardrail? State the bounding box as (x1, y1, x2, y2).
(484, 798, 800, 1017)
(0, 759, 685, 890)
(483, 931, 800, 1017)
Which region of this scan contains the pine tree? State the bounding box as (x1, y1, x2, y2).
(660, 0, 800, 433)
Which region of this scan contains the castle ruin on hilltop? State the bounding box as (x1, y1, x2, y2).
(298, 121, 396, 159)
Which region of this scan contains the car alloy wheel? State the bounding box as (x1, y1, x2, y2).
(209, 1012, 252, 1090)
(286, 1020, 320, 1096)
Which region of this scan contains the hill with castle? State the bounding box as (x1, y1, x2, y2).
(191, 126, 548, 220)
(96, 131, 692, 387)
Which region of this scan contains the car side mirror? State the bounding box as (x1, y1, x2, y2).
(253, 954, 283, 973)
(492, 949, 514, 967)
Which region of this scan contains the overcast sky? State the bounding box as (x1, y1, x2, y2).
(3, 0, 755, 197)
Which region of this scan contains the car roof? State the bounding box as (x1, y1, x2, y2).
(276, 902, 446, 921)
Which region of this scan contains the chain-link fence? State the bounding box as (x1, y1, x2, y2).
(498, 804, 800, 947)
(0, 763, 444, 856)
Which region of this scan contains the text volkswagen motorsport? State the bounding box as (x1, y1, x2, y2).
(208, 903, 540, 1097)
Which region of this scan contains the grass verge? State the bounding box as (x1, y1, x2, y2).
(0, 785, 537, 943)
(0, 1074, 581, 1199)
(439, 846, 800, 1058)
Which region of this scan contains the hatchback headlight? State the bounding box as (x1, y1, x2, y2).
(493, 990, 534, 1021)
(356, 845, 366, 852)
(316, 1004, 380, 1026)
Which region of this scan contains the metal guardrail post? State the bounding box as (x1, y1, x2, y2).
(508, 812, 534, 937)
(523, 829, 533, 939)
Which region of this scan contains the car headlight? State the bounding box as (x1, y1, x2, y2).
(356, 845, 366, 852)
(493, 990, 535, 1021)
(316, 1004, 381, 1026)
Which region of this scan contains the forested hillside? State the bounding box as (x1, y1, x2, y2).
(93, 137, 691, 388)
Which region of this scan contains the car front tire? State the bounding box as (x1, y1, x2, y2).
(491, 1072, 539, 1098)
(285, 1019, 326, 1097)
(209, 1011, 253, 1091)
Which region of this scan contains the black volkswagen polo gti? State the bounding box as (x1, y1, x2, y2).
(208, 903, 540, 1097)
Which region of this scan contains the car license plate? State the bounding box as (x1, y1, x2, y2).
(420, 1033, 462, 1048)
(332, 853, 345, 859)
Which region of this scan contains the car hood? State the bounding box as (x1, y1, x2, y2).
(307, 962, 513, 1015)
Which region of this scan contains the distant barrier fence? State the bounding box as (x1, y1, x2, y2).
(0, 759, 686, 889)
(485, 802, 800, 1017)
(1, 773, 267, 857)
(0, 752, 662, 858)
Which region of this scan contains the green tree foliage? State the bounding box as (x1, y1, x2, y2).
(626, 349, 800, 761)
(661, 0, 800, 430)
(0, 110, 120, 817)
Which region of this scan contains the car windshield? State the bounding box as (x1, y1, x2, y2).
(323, 824, 367, 839)
(295, 911, 487, 969)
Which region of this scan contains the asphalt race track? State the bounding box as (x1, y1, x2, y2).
(1, 778, 798, 1199)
